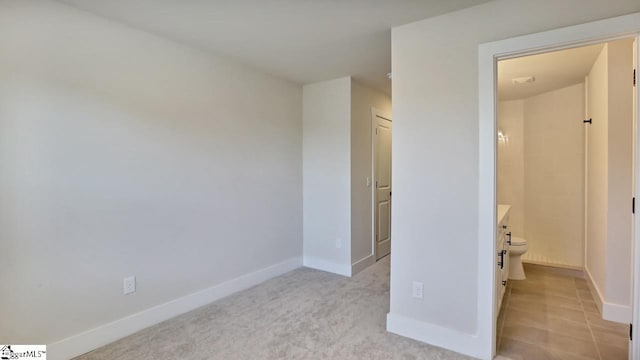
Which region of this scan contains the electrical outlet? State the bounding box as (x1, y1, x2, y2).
(123, 276, 136, 295)
(335, 237, 342, 249)
(412, 281, 424, 299)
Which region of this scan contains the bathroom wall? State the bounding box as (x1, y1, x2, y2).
(523, 83, 586, 268)
(586, 45, 609, 303)
(497, 100, 525, 238)
(585, 39, 634, 322)
(604, 39, 634, 312)
(498, 84, 585, 268)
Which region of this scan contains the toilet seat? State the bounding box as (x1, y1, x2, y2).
(508, 236, 527, 280)
(510, 236, 526, 246)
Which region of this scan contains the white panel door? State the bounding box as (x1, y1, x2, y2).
(375, 114, 392, 259)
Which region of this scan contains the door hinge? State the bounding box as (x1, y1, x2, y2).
(633, 197, 636, 214)
(630, 323, 633, 341)
(584, 118, 592, 124)
(634, 69, 636, 87)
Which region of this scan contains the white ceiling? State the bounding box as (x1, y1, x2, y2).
(498, 43, 605, 101)
(57, 0, 491, 95)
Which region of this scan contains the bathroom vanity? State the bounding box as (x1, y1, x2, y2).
(496, 205, 511, 314)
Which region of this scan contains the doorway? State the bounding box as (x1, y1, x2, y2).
(494, 39, 635, 359)
(478, 14, 640, 360)
(372, 109, 392, 260)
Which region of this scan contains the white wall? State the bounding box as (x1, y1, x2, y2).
(389, 0, 640, 357)
(586, 45, 610, 301)
(523, 84, 585, 268)
(605, 39, 634, 310)
(586, 39, 634, 321)
(497, 100, 525, 238)
(498, 84, 585, 269)
(303, 78, 391, 276)
(351, 81, 392, 268)
(303, 77, 352, 276)
(0, 0, 302, 349)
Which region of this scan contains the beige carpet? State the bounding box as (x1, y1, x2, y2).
(75, 256, 472, 360)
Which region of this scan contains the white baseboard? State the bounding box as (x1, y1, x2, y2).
(584, 267, 631, 324)
(386, 312, 487, 360)
(603, 302, 632, 324)
(522, 259, 584, 273)
(351, 254, 375, 276)
(48, 256, 303, 360)
(303, 256, 351, 277)
(585, 266, 605, 313)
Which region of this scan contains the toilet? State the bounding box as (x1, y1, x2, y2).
(509, 237, 528, 280)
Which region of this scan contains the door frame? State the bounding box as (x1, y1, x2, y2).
(371, 108, 392, 261)
(478, 13, 640, 358)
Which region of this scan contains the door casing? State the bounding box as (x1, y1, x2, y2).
(478, 12, 640, 359)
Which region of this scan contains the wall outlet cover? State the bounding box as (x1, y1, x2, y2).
(412, 281, 424, 299)
(123, 276, 136, 295)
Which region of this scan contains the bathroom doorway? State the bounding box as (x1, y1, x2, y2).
(494, 39, 636, 359)
(478, 14, 640, 358)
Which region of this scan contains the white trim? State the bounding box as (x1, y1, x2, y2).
(370, 108, 379, 262)
(522, 259, 583, 272)
(478, 30, 499, 360)
(585, 265, 632, 323)
(48, 256, 303, 360)
(585, 266, 605, 313)
(303, 256, 351, 277)
(633, 33, 640, 358)
(604, 302, 633, 324)
(523, 260, 584, 274)
(386, 313, 484, 359)
(479, 12, 640, 359)
(351, 254, 376, 275)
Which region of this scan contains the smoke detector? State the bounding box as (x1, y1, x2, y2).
(512, 76, 535, 85)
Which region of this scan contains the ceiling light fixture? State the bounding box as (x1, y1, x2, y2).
(512, 76, 535, 85)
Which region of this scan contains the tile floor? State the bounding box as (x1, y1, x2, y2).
(497, 264, 629, 360)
